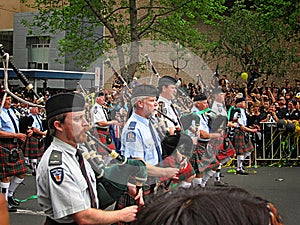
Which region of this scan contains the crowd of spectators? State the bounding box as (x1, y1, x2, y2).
(2, 75, 300, 164)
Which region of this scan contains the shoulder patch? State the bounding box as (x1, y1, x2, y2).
(94, 106, 98, 114)
(128, 121, 137, 130)
(48, 150, 62, 166)
(217, 105, 223, 113)
(158, 101, 167, 114)
(50, 167, 64, 185)
(126, 131, 136, 142)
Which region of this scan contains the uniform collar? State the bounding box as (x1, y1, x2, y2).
(132, 111, 150, 126)
(52, 137, 77, 157)
(158, 96, 172, 105)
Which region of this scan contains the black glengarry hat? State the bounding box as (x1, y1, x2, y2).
(46, 92, 85, 119)
(235, 97, 246, 104)
(96, 91, 105, 97)
(193, 93, 207, 102)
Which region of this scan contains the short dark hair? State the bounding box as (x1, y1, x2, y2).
(47, 113, 67, 136)
(132, 187, 283, 225)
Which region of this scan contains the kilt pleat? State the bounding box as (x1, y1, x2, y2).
(233, 130, 254, 155)
(24, 136, 44, 158)
(189, 142, 220, 175)
(160, 156, 195, 183)
(210, 137, 236, 162)
(0, 140, 27, 179)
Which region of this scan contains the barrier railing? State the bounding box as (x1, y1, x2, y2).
(253, 122, 299, 167)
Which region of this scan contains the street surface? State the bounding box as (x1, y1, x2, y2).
(10, 166, 300, 225)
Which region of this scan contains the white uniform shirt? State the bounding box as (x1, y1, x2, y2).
(157, 96, 180, 131)
(36, 137, 98, 223)
(90, 102, 108, 128)
(234, 108, 247, 126)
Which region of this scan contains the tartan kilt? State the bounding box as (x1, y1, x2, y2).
(24, 135, 44, 158)
(0, 139, 28, 179)
(211, 137, 236, 162)
(232, 130, 254, 155)
(93, 129, 115, 155)
(160, 156, 195, 183)
(189, 142, 220, 175)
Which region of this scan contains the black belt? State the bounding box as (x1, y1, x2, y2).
(96, 127, 108, 132)
(44, 217, 77, 225)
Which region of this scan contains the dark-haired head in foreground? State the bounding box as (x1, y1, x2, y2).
(133, 186, 283, 225)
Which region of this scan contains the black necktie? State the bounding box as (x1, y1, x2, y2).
(7, 109, 19, 133)
(102, 106, 108, 120)
(36, 115, 43, 131)
(149, 120, 162, 166)
(76, 149, 97, 208)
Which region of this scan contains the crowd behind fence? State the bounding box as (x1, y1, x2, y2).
(251, 121, 299, 167)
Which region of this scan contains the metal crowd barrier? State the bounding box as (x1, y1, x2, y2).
(253, 122, 300, 167)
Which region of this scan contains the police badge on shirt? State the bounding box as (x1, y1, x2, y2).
(50, 168, 64, 185)
(126, 121, 137, 142)
(49, 150, 64, 185)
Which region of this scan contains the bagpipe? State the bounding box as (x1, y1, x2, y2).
(145, 54, 191, 114)
(0, 44, 44, 108)
(0, 44, 46, 149)
(152, 108, 194, 159)
(144, 54, 194, 158)
(84, 131, 147, 209)
(104, 58, 132, 101)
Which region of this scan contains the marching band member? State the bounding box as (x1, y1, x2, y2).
(188, 93, 221, 188)
(157, 76, 195, 189)
(116, 84, 179, 225)
(24, 107, 47, 176)
(210, 88, 236, 186)
(37, 92, 138, 225)
(231, 96, 258, 175)
(0, 92, 31, 212)
(90, 91, 120, 154)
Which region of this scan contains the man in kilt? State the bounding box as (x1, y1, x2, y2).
(187, 93, 222, 188)
(115, 84, 179, 225)
(210, 88, 236, 186)
(157, 76, 195, 189)
(24, 107, 47, 176)
(90, 91, 120, 156)
(0, 92, 30, 212)
(231, 96, 258, 175)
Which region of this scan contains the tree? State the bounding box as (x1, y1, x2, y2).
(205, 0, 300, 80)
(21, 0, 226, 79)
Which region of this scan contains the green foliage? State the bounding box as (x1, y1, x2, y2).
(20, 0, 225, 73)
(206, 0, 299, 78)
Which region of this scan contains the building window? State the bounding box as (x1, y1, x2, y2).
(26, 36, 50, 48)
(27, 36, 50, 70)
(28, 62, 49, 70)
(0, 30, 13, 55)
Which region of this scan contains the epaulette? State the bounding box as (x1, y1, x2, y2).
(48, 150, 62, 166)
(128, 121, 137, 130)
(94, 105, 98, 114)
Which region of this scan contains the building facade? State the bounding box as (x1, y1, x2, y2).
(0, 3, 103, 91)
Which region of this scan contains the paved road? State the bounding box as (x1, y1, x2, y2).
(10, 166, 300, 225)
